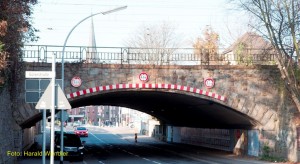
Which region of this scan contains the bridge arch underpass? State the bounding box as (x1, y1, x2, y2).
(69, 89, 259, 129)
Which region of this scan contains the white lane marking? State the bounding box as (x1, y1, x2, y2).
(122, 147, 162, 163)
(98, 161, 105, 164)
(89, 132, 110, 145)
(88, 128, 165, 164)
(142, 157, 151, 161)
(132, 141, 222, 164)
(83, 161, 88, 164)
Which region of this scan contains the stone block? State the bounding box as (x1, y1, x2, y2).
(262, 114, 277, 130)
(261, 110, 275, 125)
(256, 106, 268, 121)
(237, 97, 246, 111)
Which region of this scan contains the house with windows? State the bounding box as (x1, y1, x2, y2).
(222, 32, 275, 65)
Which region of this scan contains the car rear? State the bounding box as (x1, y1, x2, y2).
(55, 134, 84, 161)
(74, 127, 88, 137)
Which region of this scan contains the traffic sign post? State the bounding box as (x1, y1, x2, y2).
(57, 111, 69, 122)
(35, 83, 71, 110)
(25, 71, 53, 78)
(26, 72, 58, 164)
(50, 55, 56, 164)
(40, 106, 46, 164)
(25, 79, 62, 103)
(32, 54, 71, 164)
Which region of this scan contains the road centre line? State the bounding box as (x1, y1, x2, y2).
(126, 141, 221, 164)
(122, 148, 162, 164)
(89, 132, 110, 145)
(143, 157, 151, 161)
(90, 128, 208, 164)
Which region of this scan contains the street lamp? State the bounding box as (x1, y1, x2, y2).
(61, 5, 127, 90)
(55, 6, 127, 164)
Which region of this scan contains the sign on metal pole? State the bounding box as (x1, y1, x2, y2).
(57, 111, 69, 122)
(35, 82, 71, 110)
(25, 71, 53, 78)
(25, 79, 62, 103)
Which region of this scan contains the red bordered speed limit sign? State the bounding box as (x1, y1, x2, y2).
(139, 72, 149, 82)
(71, 76, 82, 88)
(204, 78, 215, 89)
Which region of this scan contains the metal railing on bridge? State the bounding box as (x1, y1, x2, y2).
(22, 45, 276, 65)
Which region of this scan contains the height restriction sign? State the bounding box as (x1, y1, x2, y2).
(139, 72, 149, 82)
(204, 78, 215, 89)
(71, 76, 82, 88)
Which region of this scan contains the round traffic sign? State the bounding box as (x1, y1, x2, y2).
(204, 78, 215, 89)
(139, 72, 149, 82)
(71, 76, 82, 88)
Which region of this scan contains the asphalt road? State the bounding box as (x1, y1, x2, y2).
(18, 125, 273, 164)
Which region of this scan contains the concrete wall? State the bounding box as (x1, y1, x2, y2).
(165, 122, 299, 162)
(22, 127, 37, 151)
(148, 120, 160, 137)
(166, 126, 181, 143)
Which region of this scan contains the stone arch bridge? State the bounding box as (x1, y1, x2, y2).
(16, 45, 299, 161)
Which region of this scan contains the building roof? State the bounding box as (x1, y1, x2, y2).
(222, 32, 273, 55)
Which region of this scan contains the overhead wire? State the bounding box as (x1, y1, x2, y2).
(30, 0, 241, 47)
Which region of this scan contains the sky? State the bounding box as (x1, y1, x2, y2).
(29, 0, 250, 48)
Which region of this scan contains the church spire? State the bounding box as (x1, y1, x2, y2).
(86, 16, 97, 63)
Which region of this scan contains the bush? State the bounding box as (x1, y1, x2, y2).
(260, 145, 286, 162)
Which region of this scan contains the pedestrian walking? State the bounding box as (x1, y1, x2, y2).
(134, 133, 137, 143)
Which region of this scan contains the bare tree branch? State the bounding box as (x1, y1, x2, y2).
(231, 0, 300, 110)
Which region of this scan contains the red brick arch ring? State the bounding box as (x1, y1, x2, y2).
(66, 83, 226, 102)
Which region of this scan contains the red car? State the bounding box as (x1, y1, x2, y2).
(74, 127, 88, 137)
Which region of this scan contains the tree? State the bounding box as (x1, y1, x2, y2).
(0, 0, 38, 87)
(0, 0, 38, 112)
(0, 20, 8, 85)
(230, 0, 300, 111)
(192, 25, 220, 64)
(125, 21, 181, 65)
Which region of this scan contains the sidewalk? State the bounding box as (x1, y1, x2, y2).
(33, 125, 75, 151)
(19, 126, 77, 164)
(99, 126, 273, 164)
(100, 126, 160, 143)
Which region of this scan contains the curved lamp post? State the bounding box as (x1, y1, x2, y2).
(54, 6, 127, 164)
(61, 5, 127, 90)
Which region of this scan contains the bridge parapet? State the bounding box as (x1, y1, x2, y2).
(23, 45, 276, 66)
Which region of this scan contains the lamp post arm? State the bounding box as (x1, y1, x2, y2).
(61, 5, 127, 89)
(62, 12, 103, 56)
(59, 6, 127, 164)
(61, 12, 103, 89)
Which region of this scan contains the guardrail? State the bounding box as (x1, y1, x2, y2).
(22, 45, 276, 65)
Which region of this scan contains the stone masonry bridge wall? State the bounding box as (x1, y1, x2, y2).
(13, 62, 300, 161)
(60, 64, 285, 129)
